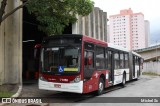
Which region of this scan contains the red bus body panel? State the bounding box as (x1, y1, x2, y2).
(82, 35, 109, 93)
(82, 35, 108, 47)
(83, 70, 109, 93)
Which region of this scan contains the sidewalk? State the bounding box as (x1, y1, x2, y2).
(0, 84, 22, 106)
(0, 84, 19, 97)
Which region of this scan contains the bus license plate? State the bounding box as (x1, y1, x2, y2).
(54, 84, 61, 88)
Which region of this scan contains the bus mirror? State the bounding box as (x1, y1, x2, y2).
(87, 57, 92, 65)
(34, 44, 41, 59)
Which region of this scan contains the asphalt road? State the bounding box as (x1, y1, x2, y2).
(6, 75, 160, 106)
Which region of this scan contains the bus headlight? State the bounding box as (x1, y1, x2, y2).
(70, 75, 81, 83)
(39, 75, 47, 81)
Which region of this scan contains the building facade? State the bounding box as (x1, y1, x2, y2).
(145, 20, 150, 47)
(72, 7, 108, 42)
(109, 8, 146, 50)
(107, 25, 110, 42)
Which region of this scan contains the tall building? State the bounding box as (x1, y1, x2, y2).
(72, 7, 108, 42)
(107, 25, 110, 42)
(109, 8, 145, 50)
(144, 20, 150, 47)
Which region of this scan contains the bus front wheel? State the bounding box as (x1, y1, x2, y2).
(95, 78, 104, 95)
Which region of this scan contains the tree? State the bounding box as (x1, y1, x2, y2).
(26, 0, 94, 35)
(0, 0, 7, 24)
(0, 0, 94, 35)
(0, 0, 29, 25)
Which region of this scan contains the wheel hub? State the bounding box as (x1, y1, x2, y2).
(99, 82, 103, 91)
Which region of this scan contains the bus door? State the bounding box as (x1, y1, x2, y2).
(137, 57, 141, 78)
(133, 56, 135, 78)
(139, 58, 142, 76)
(108, 50, 114, 83)
(137, 57, 140, 77)
(84, 43, 95, 80)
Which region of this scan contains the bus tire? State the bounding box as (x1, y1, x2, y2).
(136, 71, 139, 80)
(95, 78, 104, 95)
(121, 73, 126, 86)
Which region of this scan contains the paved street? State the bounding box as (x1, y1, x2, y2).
(6, 75, 160, 106)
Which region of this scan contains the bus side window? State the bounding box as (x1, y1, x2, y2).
(105, 49, 108, 69)
(120, 53, 124, 68)
(108, 51, 112, 70)
(84, 51, 87, 66)
(84, 51, 94, 68)
(114, 52, 120, 69)
(124, 53, 129, 68)
(96, 47, 105, 69)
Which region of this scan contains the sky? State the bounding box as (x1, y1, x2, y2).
(93, 0, 160, 45)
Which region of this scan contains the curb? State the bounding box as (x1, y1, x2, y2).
(11, 85, 22, 98)
(0, 85, 22, 106)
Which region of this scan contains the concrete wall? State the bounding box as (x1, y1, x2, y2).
(72, 7, 108, 42)
(137, 48, 160, 60)
(143, 62, 160, 74)
(0, 0, 22, 85)
(136, 47, 160, 74)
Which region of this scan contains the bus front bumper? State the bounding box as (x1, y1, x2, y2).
(39, 79, 83, 93)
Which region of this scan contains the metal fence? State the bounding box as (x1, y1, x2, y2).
(143, 62, 160, 74)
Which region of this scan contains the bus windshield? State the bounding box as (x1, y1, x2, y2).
(41, 46, 81, 74)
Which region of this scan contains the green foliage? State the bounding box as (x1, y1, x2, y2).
(26, 0, 94, 35)
(0, 91, 14, 97)
(142, 72, 160, 76)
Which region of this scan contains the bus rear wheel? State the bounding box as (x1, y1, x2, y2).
(95, 78, 104, 95)
(121, 73, 126, 86)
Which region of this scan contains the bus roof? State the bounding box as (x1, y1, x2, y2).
(83, 35, 107, 47)
(43, 34, 108, 47)
(44, 34, 83, 40)
(108, 43, 129, 52)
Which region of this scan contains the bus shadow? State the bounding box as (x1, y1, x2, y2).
(43, 84, 126, 103)
(31, 79, 141, 103)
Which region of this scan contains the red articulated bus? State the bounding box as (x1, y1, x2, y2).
(35, 34, 143, 95)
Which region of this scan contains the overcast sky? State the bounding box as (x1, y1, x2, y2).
(93, 0, 160, 44)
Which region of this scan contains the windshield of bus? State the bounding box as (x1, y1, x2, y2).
(41, 46, 81, 74)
